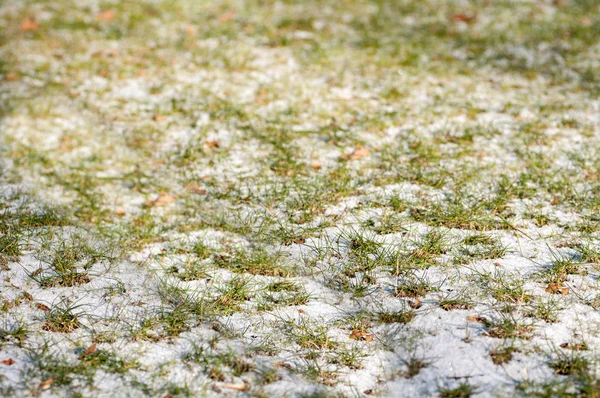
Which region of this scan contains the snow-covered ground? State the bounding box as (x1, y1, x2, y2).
(1, 1, 600, 397)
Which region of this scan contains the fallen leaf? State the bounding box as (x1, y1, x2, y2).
(185, 25, 197, 37)
(255, 90, 269, 105)
(38, 377, 54, 391)
(546, 283, 569, 295)
(20, 18, 39, 31)
(96, 10, 116, 21)
(560, 342, 587, 351)
(36, 302, 50, 312)
(147, 192, 175, 207)
(185, 183, 207, 195)
(342, 145, 370, 161)
(221, 382, 247, 391)
(410, 298, 422, 309)
(550, 195, 560, 206)
(80, 343, 97, 358)
(22, 291, 34, 301)
(219, 11, 236, 23)
(116, 208, 126, 216)
(5, 73, 18, 81)
(451, 13, 476, 23)
(153, 114, 167, 122)
(466, 315, 484, 323)
(1, 358, 15, 366)
(349, 330, 374, 342)
(205, 141, 220, 148)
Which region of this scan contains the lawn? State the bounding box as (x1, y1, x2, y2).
(1, 0, 600, 396)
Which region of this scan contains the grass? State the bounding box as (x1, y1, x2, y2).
(490, 345, 519, 365)
(438, 382, 476, 398)
(481, 315, 533, 340)
(42, 301, 82, 333)
(378, 310, 415, 325)
(1, 0, 599, 396)
(214, 247, 294, 277)
(0, 322, 29, 347)
(539, 249, 583, 284)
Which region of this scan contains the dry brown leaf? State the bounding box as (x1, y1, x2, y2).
(466, 315, 484, 323)
(255, 89, 269, 104)
(219, 11, 236, 22)
(5, 73, 18, 81)
(185, 183, 207, 195)
(349, 330, 374, 342)
(550, 195, 560, 206)
(342, 146, 370, 161)
(96, 10, 116, 21)
(185, 25, 197, 37)
(22, 291, 34, 301)
(545, 283, 559, 293)
(1, 358, 15, 366)
(410, 298, 422, 309)
(147, 192, 175, 207)
(451, 13, 476, 23)
(36, 302, 50, 312)
(116, 208, 126, 216)
(153, 114, 167, 122)
(560, 342, 587, 351)
(38, 377, 54, 391)
(205, 141, 220, 148)
(21, 18, 39, 31)
(546, 283, 569, 295)
(80, 343, 97, 358)
(221, 382, 247, 391)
